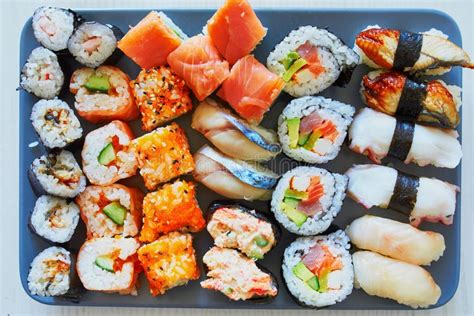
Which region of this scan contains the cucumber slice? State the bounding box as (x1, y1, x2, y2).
(254, 235, 269, 247)
(283, 197, 300, 208)
(284, 188, 309, 200)
(102, 201, 127, 225)
(98, 143, 116, 165)
(95, 255, 114, 272)
(303, 131, 322, 151)
(306, 276, 320, 291)
(298, 133, 311, 146)
(85, 75, 110, 93)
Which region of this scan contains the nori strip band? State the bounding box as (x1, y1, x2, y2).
(388, 171, 420, 214)
(388, 120, 415, 161)
(396, 77, 427, 120)
(393, 31, 423, 70)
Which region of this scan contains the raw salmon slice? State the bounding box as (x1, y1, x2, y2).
(167, 35, 230, 101)
(217, 55, 284, 124)
(118, 11, 186, 69)
(206, 0, 267, 65)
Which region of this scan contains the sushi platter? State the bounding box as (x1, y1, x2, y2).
(19, 2, 468, 310)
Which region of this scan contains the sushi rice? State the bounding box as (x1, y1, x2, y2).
(32, 6, 76, 51)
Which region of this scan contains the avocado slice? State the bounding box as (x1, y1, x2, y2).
(102, 201, 127, 225)
(85, 74, 110, 93)
(283, 197, 300, 208)
(286, 118, 300, 149)
(95, 255, 114, 272)
(281, 51, 301, 70)
(282, 58, 307, 82)
(280, 203, 307, 227)
(284, 188, 309, 200)
(98, 143, 116, 165)
(298, 132, 311, 146)
(254, 235, 269, 247)
(303, 130, 322, 151)
(292, 262, 314, 281)
(306, 276, 320, 291)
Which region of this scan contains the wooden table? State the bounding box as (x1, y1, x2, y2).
(1, 0, 472, 315)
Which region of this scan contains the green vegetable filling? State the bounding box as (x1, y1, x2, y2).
(85, 74, 110, 93)
(282, 58, 307, 82)
(98, 143, 116, 165)
(102, 201, 127, 225)
(286, 118, 300, 149)
(94, 255, 115, 272)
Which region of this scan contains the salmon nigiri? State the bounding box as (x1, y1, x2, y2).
(167, 35, 230, 101)
(206, 0, 267, 65)
(217, 55, 285, 124)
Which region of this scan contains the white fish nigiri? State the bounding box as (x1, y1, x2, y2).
(346, 215, 445, 265)
(353, 251, 441, 309)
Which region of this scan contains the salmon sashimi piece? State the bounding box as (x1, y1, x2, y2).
(299, 112, 323, 134)
(302, 244, 343, 277)
(167, 35, 230, 101)
(118, 11, 185, 69)
(296, 42, 326, 78)
(217, 55, 284, 124)
(206, 0, 267, 65)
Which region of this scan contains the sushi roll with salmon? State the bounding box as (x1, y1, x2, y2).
(21, 47, 64, 99)
(271, 167, 347, 236)
(278, 96, 355, 164)
(267, 26, 359, 97)
(70, 66, 138, 123)
(282, 231, 353, 308)
(81, 120, 137, 186)
(30, 98, 83, 149)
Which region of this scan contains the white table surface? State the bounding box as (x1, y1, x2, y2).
(1, 0, 473, 315)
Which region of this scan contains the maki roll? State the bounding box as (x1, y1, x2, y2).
(81, 120, 138, 186)
(278, 96, 355, 164)
(282, 231, 353, 308)
(32, 7, 78, 52)
(271, 167, 346, 236)
(29, 150, 86, 198)
(207, 202, 279, 260)
(191, 99, 281, 162)
(201, 247, 278, 301)
(30, 98, 83, 149)
(75, 184, 144, 238)
(353, 251, 441, 308)
(361, 70, 461, 129)
(68, 21, 118, 68)
(21, 47, 64, 99)
(29, 195, 80, 244)
(193, 145, 279, 201)
(76, 237, 141, 295)
(267, 26, 359, 97)
(345, 164, 459, 227)
(348, 108, 462, 168)
(354, 26, 474, 75)
(346, 215, 445, 265)
(70, 66, 138, 123)
(27, 246, 72, 297)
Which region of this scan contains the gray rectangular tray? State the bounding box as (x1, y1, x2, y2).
(19, 8, 462, 309)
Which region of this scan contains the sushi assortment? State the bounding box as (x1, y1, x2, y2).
(20, 0, 470, 310)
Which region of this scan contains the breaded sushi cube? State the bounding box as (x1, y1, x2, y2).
(75, 184, 144, 239)
(140, 180, 205, 243)
(138, 232, 200, 296)
(70, 66, 138, 123)
(81, 120, 138, 186)
(131, 123, 194, 190)
(77, 237, 141, 295)
(118, 11, 187, 69)
(131, 66, 192, 131)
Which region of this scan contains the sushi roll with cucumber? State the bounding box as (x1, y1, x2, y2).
(29, 195, 80, 243)
(267, 26, 359, 97)
(29, 150, 86, 198)
(81, 120, 138, 186)
(278, 96, 355, 164)
(30, 98, 83, 149)
(21, 47, 64, 99)
(271, 167, 347, 236)
(282, 230, 353, 308)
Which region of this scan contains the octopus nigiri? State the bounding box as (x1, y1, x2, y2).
(354, 26, 474, 74)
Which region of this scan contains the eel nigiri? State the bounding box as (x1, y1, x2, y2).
(167, 35, 230, 101)
(353, 251, 441, 309)
(193, 145, 279, 201)
(348, 108, 462, 168)
(217, 55, 285, 124)
(361, 70, 461, 129)
(206, 0, 267, 65)
(354, 26, 474, 74)
(191, 98, 281, 161)
(345, 164, 458, 227)
(346, 215, 445, 265)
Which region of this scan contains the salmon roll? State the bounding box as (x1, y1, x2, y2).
(81, 120, 137, 186)
(118, 11, 187, 69)
(267, 26, 359, 97)
(167, 35, 230, 101)
(76, 184, 143, 239)
(77, 237, 141, 295)
(70, 66, 138, 123)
